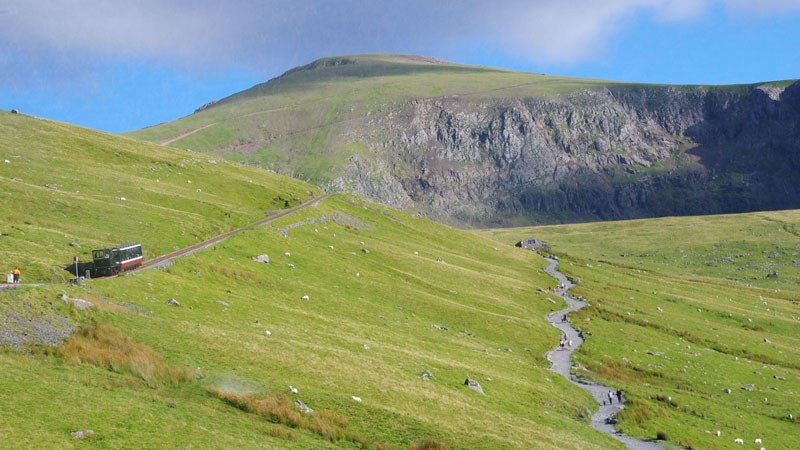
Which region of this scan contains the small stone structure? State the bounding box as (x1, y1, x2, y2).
(515, 237, 550, 251)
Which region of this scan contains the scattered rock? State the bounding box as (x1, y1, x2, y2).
(69, 242, 80, 248)
(288, 263, 295, 269)
(70, 429, 94, 439)
(421, 370, 434, 381)
(464, 378, 484, 395)
(295, 399, 314, 414)
(166, 298, 180, 307)
(217, 300, 230, 307)
(70, 298, 93, 310)
(362, 343, 370, 350)
(432, 324, 448, 331)
(742, 384, 755, 391)
(167, 402, 176, 408)
(252, 254, 270, 264)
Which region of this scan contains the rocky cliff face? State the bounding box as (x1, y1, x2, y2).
(328, 81, 800, 226)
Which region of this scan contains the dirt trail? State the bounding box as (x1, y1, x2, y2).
(543, 258, 665, 450)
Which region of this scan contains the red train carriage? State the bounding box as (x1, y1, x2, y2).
(91, 243, 143, 277)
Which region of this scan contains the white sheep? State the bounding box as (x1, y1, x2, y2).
(301, 295, 310, 300)
(351, 396, 362, 402)
(715, 430, 721, 437)
(264, 329, 272, 336)
(289, 386, 298, 394)
(755, 438, 762, 444)
(733, 438, 743, 444)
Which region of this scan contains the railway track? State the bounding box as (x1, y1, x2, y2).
(114, 193, 328, 276)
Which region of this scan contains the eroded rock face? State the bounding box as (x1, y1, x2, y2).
(323, 82, 800, 225)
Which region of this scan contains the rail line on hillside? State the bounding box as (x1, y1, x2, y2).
(132, 194, 329, 272)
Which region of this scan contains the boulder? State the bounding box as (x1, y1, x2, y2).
(167, 298, 180, 307)
(295, 399, 314, 414)
(464, 378, 484, 395)
(252, 254, 270, 264)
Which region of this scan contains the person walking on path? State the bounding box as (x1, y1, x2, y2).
(12, 267, 20, 283)
(616, 389, 623, 403)
(608, 391, 614, 405)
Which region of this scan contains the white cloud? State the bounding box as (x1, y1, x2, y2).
(1, 0, 798, 85)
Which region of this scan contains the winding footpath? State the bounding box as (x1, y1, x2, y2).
(543, 258, 664, 450)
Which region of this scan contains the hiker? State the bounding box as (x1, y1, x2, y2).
(608, 391, 614, 405)
(562, 314, 567, 323)
(12, 267, 20, 283)
(616, 389, 623, 403)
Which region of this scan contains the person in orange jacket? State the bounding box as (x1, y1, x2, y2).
(12, 267, 20, 283)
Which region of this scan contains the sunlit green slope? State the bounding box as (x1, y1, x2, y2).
(0, 111, 617, 449)
(482, 211, 800, 449)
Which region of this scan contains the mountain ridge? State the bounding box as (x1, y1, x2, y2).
(129, 54, 800, 226)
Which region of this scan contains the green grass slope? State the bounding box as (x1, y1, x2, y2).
(0, 111, 618, 448)
(0, 110, 320, 282)
(481, 212, 800, 449)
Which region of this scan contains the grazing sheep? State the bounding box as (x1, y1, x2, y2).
(301, 295, 309, 300)
(755, 438, 762, 444)
(289, 386, 298, 394)
(351, 396, 362, 402)
(657, 306, 664, 312)
(733, 438, 743, 444)
(264, 329, 272, 336)
(715, 430, 721, 437)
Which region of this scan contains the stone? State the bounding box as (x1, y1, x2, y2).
(464, 378, 484, 395)
(69, 242, 80, 248)
(71, 298, 93, 310)
(167, 298, 180, 307)
(252, 254, 270, 264)
(295, 399, 314, 414)
(70, 429, 94, 439)
(421, 370, 434, 380)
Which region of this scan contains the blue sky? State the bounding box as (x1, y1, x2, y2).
(2, 0, 799, 133)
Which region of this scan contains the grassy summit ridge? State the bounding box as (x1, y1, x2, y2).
(0, 111, 618, 448)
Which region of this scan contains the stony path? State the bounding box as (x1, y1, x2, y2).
(543, 258, 664, 450)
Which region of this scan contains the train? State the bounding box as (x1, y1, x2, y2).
(90, 243, 143, 277)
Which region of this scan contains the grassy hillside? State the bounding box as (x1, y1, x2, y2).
(481, 212, 800, 449)
(0, 110, 320, 282)
(0, 111, 620, 448)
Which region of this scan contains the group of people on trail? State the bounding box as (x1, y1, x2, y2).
(558, 333, 573, 350)
(604, 389, 623, 405)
